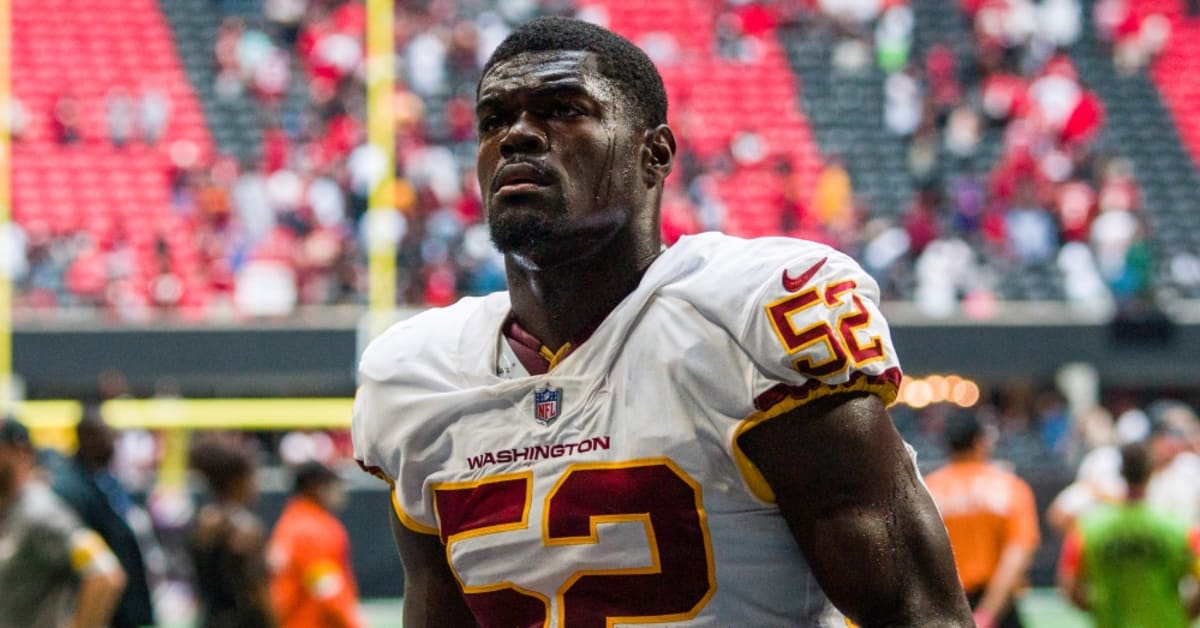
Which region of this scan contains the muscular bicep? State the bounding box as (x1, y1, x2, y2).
(738, 392, 971, 627)
(388, 500, 477, 627)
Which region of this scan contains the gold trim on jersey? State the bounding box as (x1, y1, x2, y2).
(826, 283, 886, 368)
(539, 342, 573, 371)
(542, 459, 717, 627)
(431, 471, 548, 622)
(69, 529, 118, 576)
(764, 278, 893, 379)
(390, 486, 439, 535)
(732, 378, 901, 503)
(432, 470, 535, 541)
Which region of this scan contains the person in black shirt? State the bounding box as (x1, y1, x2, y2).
(187, 433, 274, 628)
(52, 412, 156, 628)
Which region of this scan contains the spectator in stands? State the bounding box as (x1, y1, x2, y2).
(214, 17, 247, 100)
(1058, 441, 1200, 627)
(5, 95, 29, 142)
(903, 187, 943, 258)
(884, 67, 923, 136)
(812, 156, 854, 233)
(265, 0, 306, 45)
(1039, 0, 1082, 49)
(52, 91, 82, 144)
(1090, 203, 1140, 290)
(1108, 217, 1155, 310)
(945, 105, 982, 158)
(139, 83, 171, 145)
(188, 433, 274, 628)
(875, 4, 913, 73)
(267, 461, 363, 628)
(52, 411, 158, 628)
(1005, 184, 1058, 267)
(0, 415, 128, 628)
(1097, 157, 1139, 214)
(106, 87, 136, 147)
(925, 412, 1041, 628)
(1104, 6, 1171, 77)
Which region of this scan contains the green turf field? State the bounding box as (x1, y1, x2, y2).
(1016, 588, 1091, 628)
(359, 589, 1098, 627)
(362, 589, 1200, 627)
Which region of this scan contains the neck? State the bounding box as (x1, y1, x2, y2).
(1126, 485, 1147, 501)
(506, 229, 660, 350)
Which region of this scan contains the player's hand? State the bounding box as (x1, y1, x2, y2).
(971, 609, 996, 628)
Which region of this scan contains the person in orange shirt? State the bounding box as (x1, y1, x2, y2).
(925, 412, 1041, 628)
(267, 461, 363, 628)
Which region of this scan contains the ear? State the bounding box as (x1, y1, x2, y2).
(641, 124, 676, 187)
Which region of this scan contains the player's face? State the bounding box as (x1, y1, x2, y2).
(476, 50, 646, 267)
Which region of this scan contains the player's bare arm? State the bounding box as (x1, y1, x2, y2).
(976, 540, 1037, 623)
(70, 549, 127, 628)
(1060, 565, 1089, 611)
(738, 391, 973, 626)
(389, 505, 477, 627)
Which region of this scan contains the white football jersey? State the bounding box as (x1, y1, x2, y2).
(353, 232, 904, 627)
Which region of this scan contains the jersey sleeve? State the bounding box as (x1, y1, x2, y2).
(351, 302, 486, 536)
(31, 501, 121, 579)
(67, 528, 123, 578)
(351, 356, 440, 536)
(1005, 477, 1041, 551)
(350, 384, 392, 485)
(737, 242, 902, 419)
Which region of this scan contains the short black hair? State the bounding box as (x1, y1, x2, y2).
(188, 433, 255, 498)
(944, 412, 984, 454)
(1119, 441, 1152, 486)
(0, 415, 32, 449)
(293, 461, 339, 495)
(481, 16, 668, 128)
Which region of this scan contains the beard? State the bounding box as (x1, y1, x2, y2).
(488, 200, 629, 269)
(487, 198, 571, 257)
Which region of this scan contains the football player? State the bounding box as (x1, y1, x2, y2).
(353, 16, 971, 627)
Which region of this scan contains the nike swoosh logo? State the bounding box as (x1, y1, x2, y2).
(781, 257, 828, 292)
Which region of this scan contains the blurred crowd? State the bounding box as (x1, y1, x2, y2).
(156, 0, 540, 313)
(170, 0, 373, 315)
(6, 0, 1189, 320)
(809, 0, 1171, 317)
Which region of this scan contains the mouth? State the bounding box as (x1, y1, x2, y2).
(492, 162, 555, 197)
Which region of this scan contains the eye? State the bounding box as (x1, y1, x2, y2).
(478, 115, 504, 135)
(547, 102, 585, 119)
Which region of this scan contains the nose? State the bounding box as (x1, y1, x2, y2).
(499, 112, 548, 158)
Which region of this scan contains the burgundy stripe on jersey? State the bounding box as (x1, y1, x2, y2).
(753, 367, 903, 412)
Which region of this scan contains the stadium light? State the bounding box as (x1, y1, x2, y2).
(896, 374, 981, 409)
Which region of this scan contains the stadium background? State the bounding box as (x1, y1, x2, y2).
(3, 0, 1200, 625)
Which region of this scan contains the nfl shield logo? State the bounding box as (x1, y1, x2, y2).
(533, 385, 563, 426)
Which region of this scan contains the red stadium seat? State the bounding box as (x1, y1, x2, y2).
(586, 0, 824, 234)
(11, 0, 216, 309)
(1134, 0, 1200, 168)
